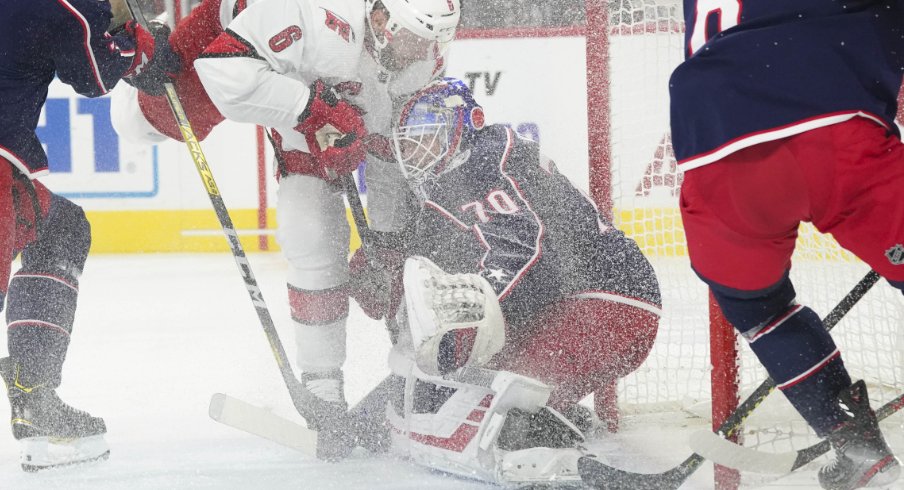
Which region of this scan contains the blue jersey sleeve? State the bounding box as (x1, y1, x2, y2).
(51, 0, 135, 97)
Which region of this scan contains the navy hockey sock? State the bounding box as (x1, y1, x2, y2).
(706, 272, 855, 435)
(744, 305, 852, 436)
(6, 270, 79, 388)
(7, 195, 89, 387)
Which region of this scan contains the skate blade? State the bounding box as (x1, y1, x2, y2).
(20, 434, 110, 472)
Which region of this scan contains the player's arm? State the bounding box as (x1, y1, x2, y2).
(194, 0, 312, 129)
(50, 0, 156, 98)
(195, 0, 366, 176)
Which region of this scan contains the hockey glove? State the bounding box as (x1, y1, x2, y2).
(403, 257, 506, 376)
(121, 22, 182, 96)
(295, 81, 367, 180)
(348, 245, 404, 320)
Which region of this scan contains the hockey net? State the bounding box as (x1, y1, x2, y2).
(593, 0, 904, 487)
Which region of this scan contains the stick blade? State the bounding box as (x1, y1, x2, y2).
(209, 393, 318, 456)
(688, 430, 795, 474)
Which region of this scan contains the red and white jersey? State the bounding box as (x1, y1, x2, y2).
(195, 0, 441, 153)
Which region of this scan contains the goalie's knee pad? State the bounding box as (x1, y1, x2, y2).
(402, 256, 505, 376)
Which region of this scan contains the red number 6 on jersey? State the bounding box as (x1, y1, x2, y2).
(688, 0, 741, 55)
(269, 26, 303, 53)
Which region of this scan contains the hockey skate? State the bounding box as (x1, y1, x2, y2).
(818, 380, 901, 490)
(300, 369, 353, 461)
(0, 357, 109, 471)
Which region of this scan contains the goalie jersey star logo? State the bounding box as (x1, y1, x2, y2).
(485, 269, 509, 284)
(886, 244, 904, 265)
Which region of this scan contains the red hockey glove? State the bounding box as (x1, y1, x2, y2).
(119, 21, 157, 79)
(295, 81, 367, 180)
(122, 23, 182, 96)
(348, 246, 404, 321)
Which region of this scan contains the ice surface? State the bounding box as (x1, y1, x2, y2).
(0, 254, 843, 488)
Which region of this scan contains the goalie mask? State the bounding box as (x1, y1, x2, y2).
(392, 77, 486, 186)
(366, 0, 460, 72)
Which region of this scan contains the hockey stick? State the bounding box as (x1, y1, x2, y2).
(209, 393, 319, 456)
(341, 173, 375, 254)
(209, 367, 502, 455)
(123, 0, 339, 431)
(578, 269, 882, 489)
(339, 170, 405, 344)
(689, 391, 904, 475)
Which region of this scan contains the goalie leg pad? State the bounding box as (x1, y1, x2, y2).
(402, 256, 505, 376)
(386, 357, 584, 484)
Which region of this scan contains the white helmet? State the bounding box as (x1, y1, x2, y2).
(366, 0, 461, 49)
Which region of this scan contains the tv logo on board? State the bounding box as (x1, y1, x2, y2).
(37, 83, 158, 199)
(464, 71, 502, 96)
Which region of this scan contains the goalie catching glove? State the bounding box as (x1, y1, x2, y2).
(402, 257, 505, 376)
(295, 81, 367, 180)
(348, 246, 405, 321)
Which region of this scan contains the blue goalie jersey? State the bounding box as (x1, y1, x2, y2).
(409, 125, 661, 328)
(670, 0, 904, 170)
(0, 0, 137, 178)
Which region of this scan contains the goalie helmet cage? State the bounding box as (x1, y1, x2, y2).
(466, 1, 904, 489)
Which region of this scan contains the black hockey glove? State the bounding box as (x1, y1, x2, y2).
(122, 23, 182, 96)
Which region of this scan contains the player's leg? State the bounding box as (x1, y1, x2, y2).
(489, 296, 660, 432)
(385, 256, 587, 485)
(681, 132, 898, 489)
(0, 169, 107, 470)
(804, 119, 904, 489)
(276, 174, 351, 428)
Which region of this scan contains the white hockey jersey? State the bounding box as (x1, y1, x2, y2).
(195, 0, 442, 154)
